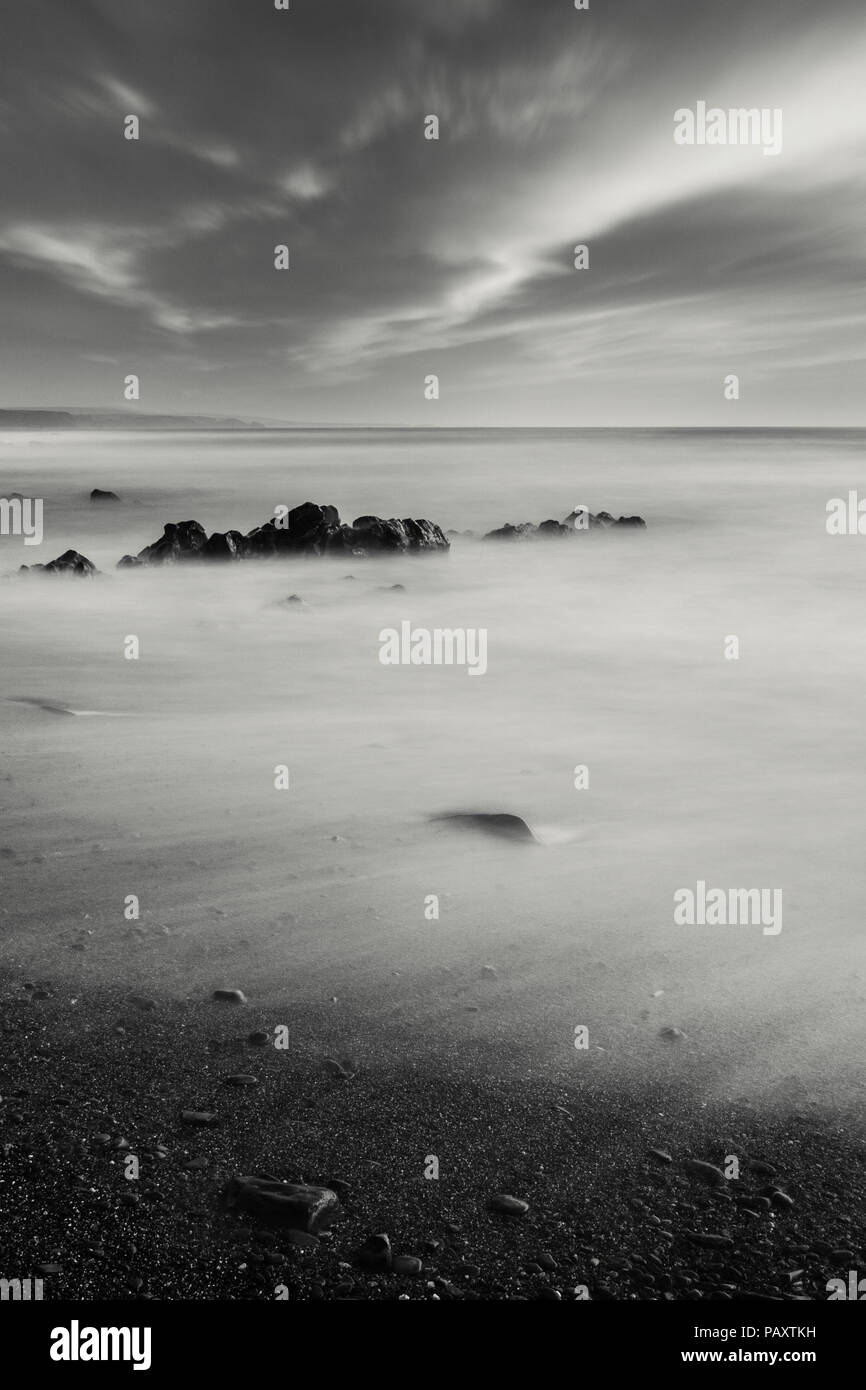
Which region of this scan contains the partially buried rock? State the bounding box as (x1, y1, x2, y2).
(181, 1110, 218, 1127)
(212, 988, 247, 1004)
(90, 489, 120, 502)
(222, 1073, 258, 1087)
(225, 1175, 340, 1232)
(391, 1255, 422, 1276)
(247, 1031, 269, 1047)
(659, 1026, 687, 1041)
(431, 812, 537, 843)
(488, 1194, 529, 1217)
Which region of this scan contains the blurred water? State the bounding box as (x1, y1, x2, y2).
(1, 427, 864, 1109)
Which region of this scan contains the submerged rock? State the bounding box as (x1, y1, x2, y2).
(485, 508, 646, 539)
(19, 550, 98, 577)
(117, 502, 449, 569)
(224, 1175, 340, 1231)
(431, 812, 537, 843)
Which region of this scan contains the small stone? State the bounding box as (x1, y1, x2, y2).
(648, 1147, 673, 1164)
(35, 1263, 62, 1276)
(746, 1158, 776, 1176)
(392, 1256, 423, 1276)
(356, 1233, 392, 1271)
(222, 1074, 258, 1087)
(128, 995, 156, 1011)
(180, 1110, 218, 1126)
(772, 1190, 795, 1209)
(684, 1160, 727, 1187)
(225, 1176, 339, 1232)
(247, 1032, 269, 1046)
(212, 989, 247, 1004)
(659, 1026, 686, 1040)
(684, 1232, 733, 1249)
(488, 1194, 529, 1217)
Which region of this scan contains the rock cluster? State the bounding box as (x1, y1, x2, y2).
(484, 508, 645, 540)
(118, 502, 450, 567)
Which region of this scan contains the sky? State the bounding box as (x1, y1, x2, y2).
(1, 0, 865, 426)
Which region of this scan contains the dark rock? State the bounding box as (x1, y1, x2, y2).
(483, 522, 538, 542)
(180, 1110, 218, 1127)
(649, 1147, 673, 1164)
(20, 549, 98, 577)
(212, 988, 247, 1004)
(392, 1255, 423, 1276)
(222, 1074, 258, 1087)
(684, 1232, 733, 1248)
(134, 520, 208, 566)
(488, 1194, 529, 1216)
(247, 1032, 269, 1047)
(90, 489, 120, 502)
(615, 515, 646, 528)
(431, 812, 537, 843)
(201, 530, 246, 561)
(225, 1175, 340, 1232)
(684, 1160, 727, 1187)
(355, 1233, 392, 1270)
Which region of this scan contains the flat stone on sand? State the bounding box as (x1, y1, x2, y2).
(488, 1194, 530, 1216)
(225, 1175, 340, 1232)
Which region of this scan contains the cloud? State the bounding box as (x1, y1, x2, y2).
(0, 0, 864, 422)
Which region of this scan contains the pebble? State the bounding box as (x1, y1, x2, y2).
(222, 1074, 258, 1087)
(247, 1032, 269, 1046)
(648, 1147, 673, 1164)
(35, 1263, 62, 1275)
(392, 1256, 423, 1276)
(212, 989, 247, 1004)
(356, 1233, 392, 1271)
(684, 1160, 727, 1187)
(180, 1110, 218, 1126)
(684, 1232, 733, 1248)
(488, 1194, 529, 1217)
